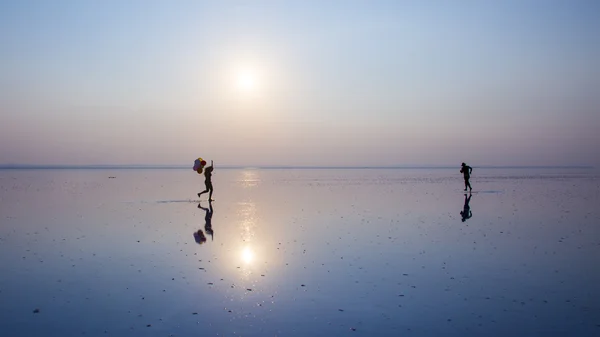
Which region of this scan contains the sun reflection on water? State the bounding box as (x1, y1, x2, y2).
(237, 201, 257, 279)
(241, 246, 255, 264)
(240, 170, 260, 188)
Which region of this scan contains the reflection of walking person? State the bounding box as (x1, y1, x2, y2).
(460, 193, 472, 222)
(198, 160, 214, 201)
(198, 201, 214, 241)
(460, 162, 473, 191)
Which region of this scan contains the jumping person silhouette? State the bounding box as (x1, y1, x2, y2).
(198, 160, 214, 201)
(460, 162, 473, 192)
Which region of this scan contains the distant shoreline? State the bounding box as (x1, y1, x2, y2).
(0, 165, 594, 170)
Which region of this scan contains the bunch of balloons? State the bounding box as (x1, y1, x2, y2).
(193, 157, 207, 174)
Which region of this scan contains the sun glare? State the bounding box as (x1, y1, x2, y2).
(241, 247, 254, 264)
(236, 69, 259, 93)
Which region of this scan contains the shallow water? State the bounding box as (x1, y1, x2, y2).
(0, 168, 599, 336)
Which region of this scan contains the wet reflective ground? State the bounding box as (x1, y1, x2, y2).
(1, 168, 599, 336)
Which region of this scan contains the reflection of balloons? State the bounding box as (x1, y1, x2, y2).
(200, 160, 207, 166)
(194, 230, 206, 244)
(197, 168, 203, 174)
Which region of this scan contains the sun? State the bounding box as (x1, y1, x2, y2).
(236, 69, 259, 93)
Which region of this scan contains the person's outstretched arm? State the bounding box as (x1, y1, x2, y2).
(469, 166, 473, 174)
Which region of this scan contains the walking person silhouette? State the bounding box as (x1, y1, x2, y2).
(198, 160, 214, 201)
(460, 162, 473, 192)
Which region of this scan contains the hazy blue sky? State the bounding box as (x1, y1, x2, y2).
(1, 0, 599, 166)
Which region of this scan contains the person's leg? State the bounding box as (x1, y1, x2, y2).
(208, 186, 213, 201)
(198, 181, 210, 197)
(467, 179, 472, 191)
(464, 179, 468, 191)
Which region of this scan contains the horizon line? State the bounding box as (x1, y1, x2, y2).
(0, 164, 595, 170)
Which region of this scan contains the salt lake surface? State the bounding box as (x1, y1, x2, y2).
(0, 168, 599, 336)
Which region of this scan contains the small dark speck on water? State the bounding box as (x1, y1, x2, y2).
(33, 308, 40, 313)
(146, 324, 151, 327)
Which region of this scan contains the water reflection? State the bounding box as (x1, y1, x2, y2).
(240, 170, 260, 188)
(241, 246, 255, 264)
(237, 201, 257, 279)
(198, 201, 214, 241)
(460, 193, 473, 222)
(193, 229, 207, 244)
(193, 200, 214, 244)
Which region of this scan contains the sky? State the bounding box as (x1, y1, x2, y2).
(1, 0, 599, 167)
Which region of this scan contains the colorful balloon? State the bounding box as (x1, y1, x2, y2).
(193, 157, 206, 174)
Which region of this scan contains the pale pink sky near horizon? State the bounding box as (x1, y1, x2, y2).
(1, 1, 599, 167)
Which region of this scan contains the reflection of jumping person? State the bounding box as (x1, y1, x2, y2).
(198, 201, 213, 241)
(198, 160, 214, 201)
(460, 193, 472, 222)
(460, 162, 473, 192)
